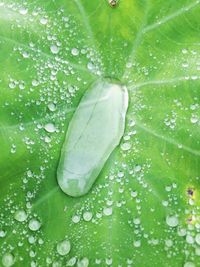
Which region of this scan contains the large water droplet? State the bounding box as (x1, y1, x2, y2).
(56, 239, 71, 256)
(166, 215, 179, 227)
(28, 219, 41, 231)
(14, 210, 27, 222)
(2, 253, 14, 267)
(57, 79, 128, 197)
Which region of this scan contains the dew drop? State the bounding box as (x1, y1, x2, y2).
(44, 123, 56, 133)
(195, 233, 200, 245)
(67, 257, 77, 266)
(72, 215, 81, 224)
(14, 209, 27, 222)
(184, 262, 195, 267)
(50, 45, 59, 54)
(71, 48, 79, 56)
(2, 253, 14, 267)
(40, 17, 48, 25)
(103, 207, 113, 216)
(48, 103, 56, 112)
(166, 215, 179, 227)
(77, 258, 89, 267)
(190, 115, 198, 124)
(120, 142, 131, 151)
(56, 239, 71, 256)
(28, 219, 41, 231)
(0, 230, 6, 238)
(19, 7, 28, 15)
(83, 211, 93, 222)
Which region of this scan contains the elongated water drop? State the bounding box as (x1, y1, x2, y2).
(57, 79, 128, 197)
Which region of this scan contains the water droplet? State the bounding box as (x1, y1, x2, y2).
(48, 103, 56, 112)
(72, 215, 81, 225)
(56, 239, 71, 256)
(44, 123, 56, 133)
(83, 211, 93, 222)
(28, 219, 41, 231)
(103, 207, 112, 216)
(108, 0, 119, 7)
(40, 17, 48, 25)
(19, 7, 28, 15)
(57, 79, 128, 197)
(71, 48, 79, 56)
(195, 233, 200, 245)
(2, 253, 14, 267)
(166, 215, 179, 227)
(14, 210, 27, 222)
(135, 165, 141, 172)
(67, 257, 77, 266)
(184, 262, 195, 267)
(190, 115, 198, 124)
(0, 230, 6, 238)
(133, 240, 141, 247)
(120, 142, 131, 151)
(50, 45, 59, 54)
(77, 258, 89, 267)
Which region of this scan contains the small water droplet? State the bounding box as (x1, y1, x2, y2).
(195, 233, 200, 245)
(48, 103, 56, 112)
(40, 17, 48, 25)
(19, 7, 28, 15)
(50, 45, 59, 54)
(120, 142, 131, 151)
(44, 123, 56, 133)
(184, 262, 195, 267)
(83, 211, 93, 222)
(71, 48, 79, 56)
(72, 215, 81, 224)
(103, 207, 112, 216)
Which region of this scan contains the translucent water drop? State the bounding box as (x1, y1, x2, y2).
(186, 235, 194, 244)
(72, 215, 81, 224)
(40, 17, 48, 25)
(83, 212, 93, 222)
(133, 240, 141, 247)
(71, 48, 79, 56)
(56, 239, 71, 256)
(50, 45, 59, 54)
(166, 215, 179, 227)
(14, 210, 27, 222)
(2, 253, 14, 267)
(57, 79, 128, 197)
(44, 123, 56, 133)
(28, 219, 41, 231)
(67, 257, 77, 266)
(195, 233, 200, 245)
(190, 115, 198, 124)
(77, 258, 89, 267)
(19, 7, 28, 15)
(0, 230, 6, 238)
(135, 165, 141, 172)
(48, 103, 56, 112)
(120, 142, 131, 151)
(103, 207, 112, 216)
(184, 262, 195, 267)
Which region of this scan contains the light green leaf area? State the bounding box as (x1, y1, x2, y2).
(0, 0, 200, 266)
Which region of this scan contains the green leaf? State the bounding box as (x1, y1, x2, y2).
(0, 0, 200, 266)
